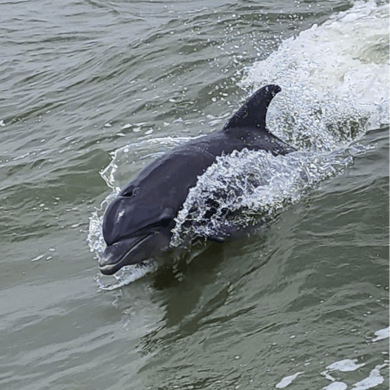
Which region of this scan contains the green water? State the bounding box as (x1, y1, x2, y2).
(0, 1, 388, 389)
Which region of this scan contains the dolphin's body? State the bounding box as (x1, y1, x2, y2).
(99, 85, 294, 275)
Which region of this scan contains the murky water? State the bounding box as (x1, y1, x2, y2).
(0, 1, 388, 389)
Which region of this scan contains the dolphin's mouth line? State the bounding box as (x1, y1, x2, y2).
(99, 233, 153, 272)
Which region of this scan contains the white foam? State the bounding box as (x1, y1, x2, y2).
(241, 0, 389, 140)
(351, 364, 386, 390)
(31, 254, 45, 262)
(322, 359, 387, 390)
(87, 193, 117, 257)
(323, 382, 348, 390)
(275, 371, 303, 388)
(321, 358, 365, 386)
(327, 359, 366, 372)
(372, 326, 390, 342)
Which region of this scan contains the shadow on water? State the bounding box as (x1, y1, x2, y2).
(133, 228, 274, 359)
(152, 242, 224, 291)
(151, 216, 274, 289)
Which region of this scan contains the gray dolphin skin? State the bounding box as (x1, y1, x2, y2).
(99, 84, 295, 275)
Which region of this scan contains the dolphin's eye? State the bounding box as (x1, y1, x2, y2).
(123, 189, 133, 197)
(121, 187, 137, 197)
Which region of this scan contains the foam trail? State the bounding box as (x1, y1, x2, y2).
(241, 1, 389, 147)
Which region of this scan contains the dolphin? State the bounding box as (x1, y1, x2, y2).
(99, 84, 295, 275)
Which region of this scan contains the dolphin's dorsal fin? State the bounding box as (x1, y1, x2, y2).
(223, 84, 281, 132)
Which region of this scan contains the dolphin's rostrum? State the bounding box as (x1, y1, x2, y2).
(99, 85, 295, 275)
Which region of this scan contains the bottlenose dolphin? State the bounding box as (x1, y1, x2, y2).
(99, 84, 294, 275)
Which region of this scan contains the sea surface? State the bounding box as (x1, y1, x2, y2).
(0, 0, 389, 389)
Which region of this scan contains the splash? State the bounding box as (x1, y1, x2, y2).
(170, 146, 366, 247)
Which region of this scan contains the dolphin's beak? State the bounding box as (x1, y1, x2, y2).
(99, 231, 172, 275)
(99, 234, 152, 275)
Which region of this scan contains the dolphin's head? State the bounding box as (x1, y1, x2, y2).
(99, 187, 176, 275)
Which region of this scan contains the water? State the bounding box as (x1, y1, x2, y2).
(0, 1, 388, 389)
